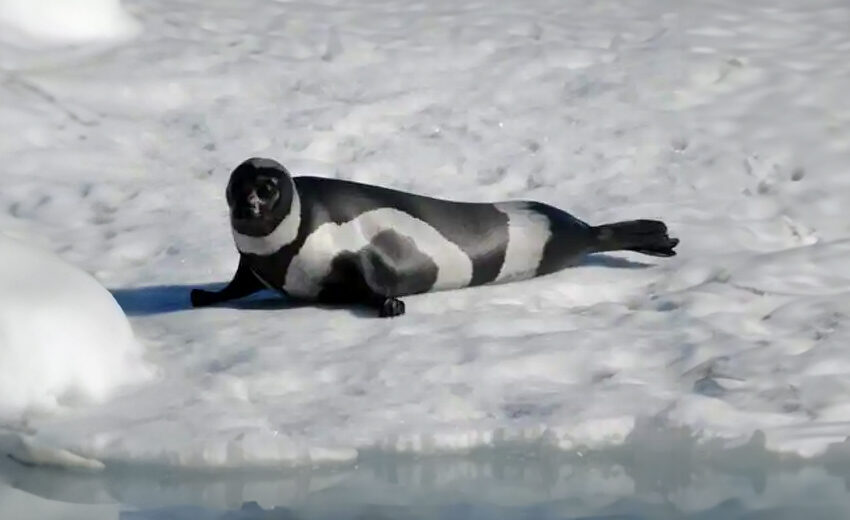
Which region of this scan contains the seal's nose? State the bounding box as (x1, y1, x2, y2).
(248, 192, 262, 215)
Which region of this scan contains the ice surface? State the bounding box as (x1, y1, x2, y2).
(4, 444, 850, 520)
(1, 0, 850, 469)
(0, 0, 139, 46)
(0, 234, 149, 423)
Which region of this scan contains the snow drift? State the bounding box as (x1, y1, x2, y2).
(0, 233, 149, 420)
(0, 0, 139, 46)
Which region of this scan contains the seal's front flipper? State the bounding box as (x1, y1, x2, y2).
(190, 255, 265, 307)
(376, 296, 406, 318)
(317, 251, 408, 317)
(592, 220, 679, 258)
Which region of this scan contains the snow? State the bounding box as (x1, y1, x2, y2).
(0, 0, 139, 47)
(1, 0, 850, 469)
(0, 234, 149, 424)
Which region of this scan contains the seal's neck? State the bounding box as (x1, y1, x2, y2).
(231, 181, 300, 256)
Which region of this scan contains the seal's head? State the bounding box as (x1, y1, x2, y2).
(227, 158, 301, 255)
(227, 157, 293, 235)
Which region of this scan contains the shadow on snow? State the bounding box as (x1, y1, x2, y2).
(110, 253, 652, 317)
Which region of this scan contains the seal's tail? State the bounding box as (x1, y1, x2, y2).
(591, 219, 679, 257)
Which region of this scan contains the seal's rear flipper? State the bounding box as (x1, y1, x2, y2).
(592, 219, 679, 257)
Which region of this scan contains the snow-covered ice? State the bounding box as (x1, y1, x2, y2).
(1, 0, 850, 469)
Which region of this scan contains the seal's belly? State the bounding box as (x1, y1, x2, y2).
(283, 208, 475, 298)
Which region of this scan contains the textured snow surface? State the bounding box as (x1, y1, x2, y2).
(1, 0, 850, 468)
(0, 234, 149, 421)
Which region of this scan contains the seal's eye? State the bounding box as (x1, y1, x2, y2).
(256, 180, 276, 200)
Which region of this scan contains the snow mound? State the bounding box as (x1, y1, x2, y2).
(0, 233, 149, 420)
(0, 0, 139, 46)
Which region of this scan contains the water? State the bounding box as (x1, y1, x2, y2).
(4, 438, 850, 520)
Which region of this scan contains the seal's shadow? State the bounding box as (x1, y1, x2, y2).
(109, 284, 301, 317)
(111, 254, 651, 317)
(110, 284, 377, 317)
(580, 253, 654, 269)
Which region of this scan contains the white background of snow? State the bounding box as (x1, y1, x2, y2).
(0, 0, 850, 468)
(0, 233, 149, 423)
